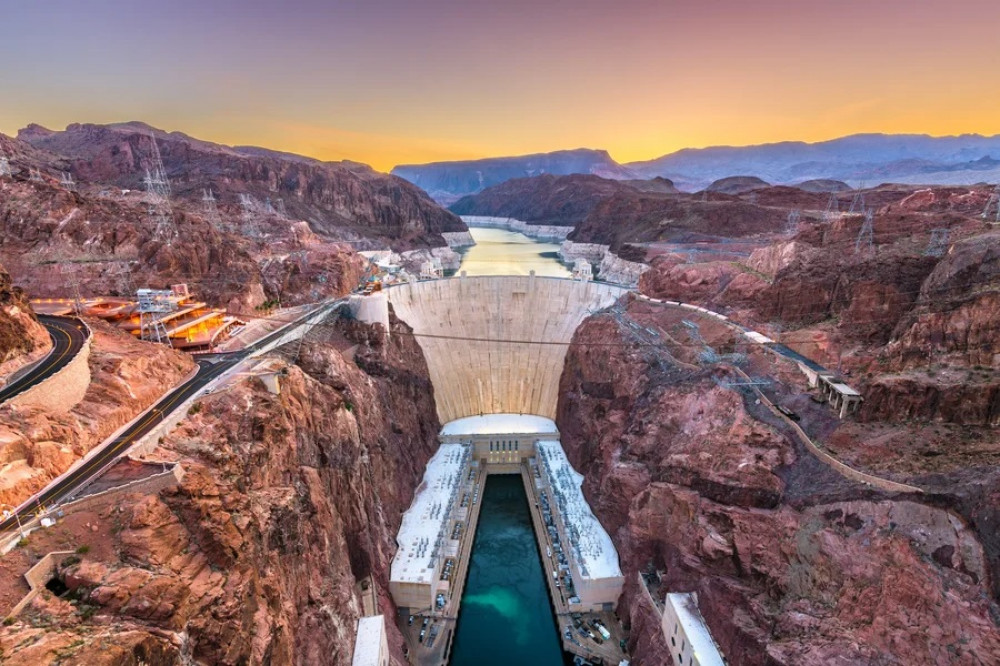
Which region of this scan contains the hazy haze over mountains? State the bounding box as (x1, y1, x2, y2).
(394, 133, 1000, 200)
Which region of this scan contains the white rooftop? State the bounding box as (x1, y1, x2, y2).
(440, 413, 560, 436)
(390, 443, 470, 584)
(536, 440, 622, 581)
(667, 593, 725, 666)
(351, 615, 386, 666)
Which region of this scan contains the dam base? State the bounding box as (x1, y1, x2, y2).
(391, 416, 629, 666)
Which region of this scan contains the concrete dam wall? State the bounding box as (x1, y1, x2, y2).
(386, 276, 628, 423)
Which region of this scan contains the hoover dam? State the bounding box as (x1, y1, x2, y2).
(386, 275, 627, 422)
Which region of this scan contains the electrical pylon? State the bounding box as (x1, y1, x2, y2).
(60, 171, 76, 191)
(202, 188, 227, 231)
(786, 209, 801, 234)
(144, 133, 177, 241)
(29, 167, 43, 182)
(239, 193, 262, 238)
(855, 209, 874, 254)
(982, 185, 1000, 224)
(0, 155, 11, 178)
(825, 193, 839, 221)
(848, 182, 866, 214)
(925, 228, 950, 257)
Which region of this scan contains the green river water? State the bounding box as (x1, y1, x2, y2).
(449, 475, 567, 665)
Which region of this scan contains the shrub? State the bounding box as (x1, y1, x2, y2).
(75, 544, 90, 555)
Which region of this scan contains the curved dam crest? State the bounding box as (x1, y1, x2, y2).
(386, 276, 628, 423)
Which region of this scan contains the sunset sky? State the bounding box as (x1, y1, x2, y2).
(2, 0, 999, 171)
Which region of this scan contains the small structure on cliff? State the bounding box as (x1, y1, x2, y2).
(661, 592, 725, 666)
(351, 615, 389, 666)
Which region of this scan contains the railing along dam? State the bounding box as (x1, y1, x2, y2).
(386, 276, 628, 423)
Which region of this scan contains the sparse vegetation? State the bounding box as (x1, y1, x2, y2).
(75, 544, 90, 555)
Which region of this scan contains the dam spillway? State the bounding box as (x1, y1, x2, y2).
(386, 276, 628, 423)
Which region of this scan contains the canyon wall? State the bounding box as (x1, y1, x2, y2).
(1, 312, 441, 665)
(387, 276, 627, 423)
(556, 308, 1000, 665)
(0, 263, 51, 383)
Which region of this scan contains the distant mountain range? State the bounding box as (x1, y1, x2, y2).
(391, 148, 636, 205)
(393, 133, 1000, 201)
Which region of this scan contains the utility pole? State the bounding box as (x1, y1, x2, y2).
(925, 228, 950, 257)
(855, 209, 874, 255)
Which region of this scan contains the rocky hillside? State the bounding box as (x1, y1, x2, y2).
(16, 122, 466, 250)
(449, 173, 677, 227)
(0, 149, 367, 312)
(0, 312, 440, 665)
(0, 263, 50, 382)
(392, 148, 637, 204)
(557, 301, 1000, 665)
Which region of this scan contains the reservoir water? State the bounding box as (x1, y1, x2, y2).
(449, 475, 565, 666)
(457, 227, 571, 278)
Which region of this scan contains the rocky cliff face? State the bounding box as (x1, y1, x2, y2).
(0, 166, 366, 312)
(1, 312, 440, 665)
(557, 306, 1000, 665)
(0, 263, 50, 382)
(17, 122, 466, 251)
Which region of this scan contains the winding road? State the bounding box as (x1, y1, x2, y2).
(0, 316, 89, 405)
(0, 300, 341, 538)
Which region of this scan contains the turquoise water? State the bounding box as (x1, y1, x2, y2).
(449, 475, 566, 665)
(457, 227, 572, 277)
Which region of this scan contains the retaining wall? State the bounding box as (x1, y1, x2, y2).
(5, 550, 75, 618)
(8, 322, 92, 414)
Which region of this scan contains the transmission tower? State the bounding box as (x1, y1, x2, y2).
(202, 188, 227, 231)
(60, 171, 76, 191)
(114, 261, 136, 298)
(786, 209, 801, 234)
(925, 228, 950, 257)
(273, 198, 287, 218)
(264, 197, 276, 215)
(144, 133, 177, 241)
(825, 193, 839, 221)
(239, 193, 262, 238)
(848, 183, 866, 214)
(747, 191, 758, 205)
(855, 209, 874, 254)
(29, 167, 43, 182)
(137, 288, 175, 346)
(59, 264, 85, 316)
(0, 155, 11, 178)
(982, 185, 1000, 224)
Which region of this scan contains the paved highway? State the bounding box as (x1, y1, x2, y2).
(0, 300, 340, 538)
(0, 316, 89, 405)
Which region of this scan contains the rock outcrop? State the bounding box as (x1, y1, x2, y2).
(1, 312, 440, 665)
(557, 308, 1000, 665)
(0, 263, 50, 383)
(17, 122, 466, 250)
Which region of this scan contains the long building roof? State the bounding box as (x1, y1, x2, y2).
(537, 440, 622, 581)
(390, 443, 470, 585)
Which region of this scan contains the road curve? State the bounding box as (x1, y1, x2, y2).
(0, 300, 341, 538)
(0, 316, 89, 405)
